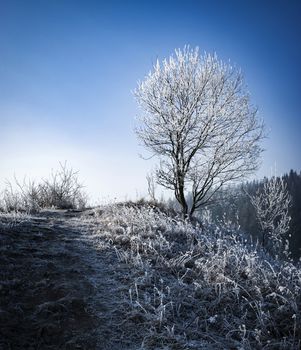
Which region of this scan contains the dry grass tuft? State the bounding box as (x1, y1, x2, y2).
(91, 202, 301, 349)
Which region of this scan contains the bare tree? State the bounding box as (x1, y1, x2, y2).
(250, 176, 291, 257)
(135, 47, 265, 218)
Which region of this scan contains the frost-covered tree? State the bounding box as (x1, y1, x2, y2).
(250, 176, 291, 257)
(135, 47, 265, 218)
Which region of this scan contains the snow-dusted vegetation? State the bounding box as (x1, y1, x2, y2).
(86, 202, 301, 349)
(0, 162, 87, 213)
(135, 47, 265, 218)
(250, 176, 292, 259)
(1, 200, 300, 349)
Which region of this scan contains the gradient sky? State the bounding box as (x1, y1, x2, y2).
(0, 0, 300, 202)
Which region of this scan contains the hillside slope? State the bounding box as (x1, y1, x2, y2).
(1, 205, 300, 349)
(0, 210, 137, 349)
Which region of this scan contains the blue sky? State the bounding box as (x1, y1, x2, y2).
(0, 0, 300, 201)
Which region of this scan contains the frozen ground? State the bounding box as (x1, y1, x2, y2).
(1, 205, 300, 349)
(0, 209, 137, 350)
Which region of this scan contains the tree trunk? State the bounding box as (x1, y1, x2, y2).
(177, 184, 188, 219)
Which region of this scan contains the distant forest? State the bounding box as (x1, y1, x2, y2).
(209, 170, 301, 260)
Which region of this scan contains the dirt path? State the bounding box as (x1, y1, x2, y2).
(0, 210, 133, 350)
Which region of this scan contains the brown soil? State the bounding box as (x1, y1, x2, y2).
(0, 210, 133, 350)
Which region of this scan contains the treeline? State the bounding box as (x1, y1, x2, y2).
(209, 170, 301, 260)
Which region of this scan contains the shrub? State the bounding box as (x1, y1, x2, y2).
(0, 163, 87, 213)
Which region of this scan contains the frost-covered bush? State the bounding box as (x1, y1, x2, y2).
(36, 162, 87, 210)
(250, 176, 291, 259)
(0, 163, 87, 213)
(0, 180, 40, 213)
(93, 203, 301, 349)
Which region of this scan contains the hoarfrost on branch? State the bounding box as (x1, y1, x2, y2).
(135, 47, 265, 217)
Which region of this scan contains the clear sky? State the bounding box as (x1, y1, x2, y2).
(0, 0, 300, 202)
